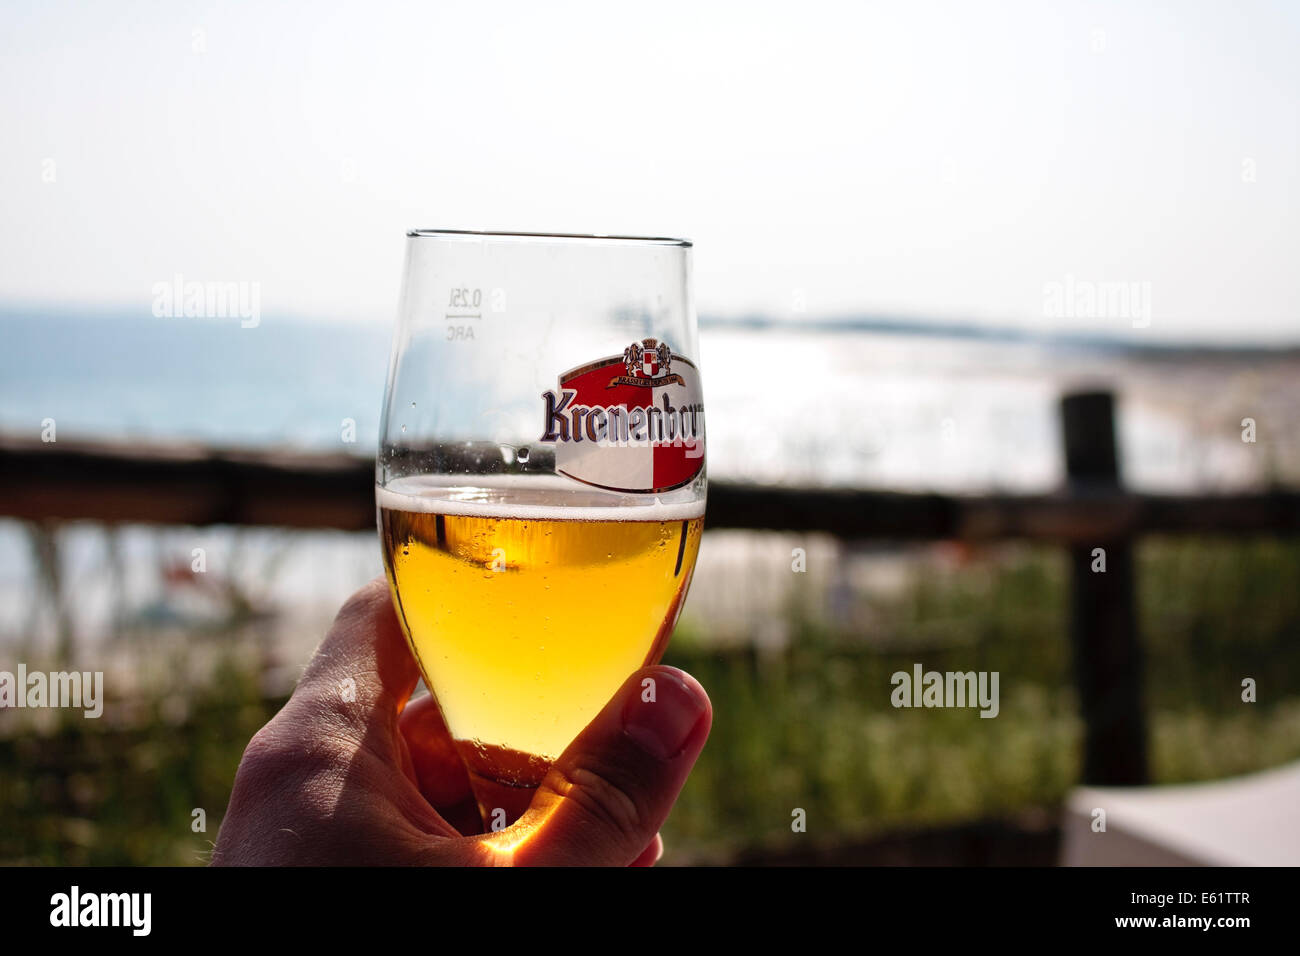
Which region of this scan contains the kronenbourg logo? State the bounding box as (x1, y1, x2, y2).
(540, 338, 705, 493)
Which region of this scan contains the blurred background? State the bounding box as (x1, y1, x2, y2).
(1, 0, 1298, 864)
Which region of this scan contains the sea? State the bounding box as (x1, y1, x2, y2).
(2, 306, 1297, 664)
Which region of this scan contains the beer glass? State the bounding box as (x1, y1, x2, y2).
(377, 230, 706, 826)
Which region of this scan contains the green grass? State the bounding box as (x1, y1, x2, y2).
(658, 537, 1300, 860)
(3, 537, 1298, 865)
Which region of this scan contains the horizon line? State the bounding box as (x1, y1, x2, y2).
(0, 299, 1296, 354)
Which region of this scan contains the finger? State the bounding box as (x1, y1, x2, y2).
(629, 833, 664, 867)
(288, 576, 421, 744)
(399, 693, 482, 834)
(486, 666, 710, 866)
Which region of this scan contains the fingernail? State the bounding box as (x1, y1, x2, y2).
(621, 671, 706, 760)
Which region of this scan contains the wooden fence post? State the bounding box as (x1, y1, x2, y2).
(1062, 391, 1148, 785)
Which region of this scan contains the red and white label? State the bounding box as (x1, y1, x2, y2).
(540, 338, 705, 493)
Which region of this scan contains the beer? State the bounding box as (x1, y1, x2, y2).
(378, 475, 704, 802)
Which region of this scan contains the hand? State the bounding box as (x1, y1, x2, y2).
(211, 578, 712, 866)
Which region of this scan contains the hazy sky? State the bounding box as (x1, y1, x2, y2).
(2, 0, 1297, 342)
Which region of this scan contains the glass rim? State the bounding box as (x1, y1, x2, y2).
(406, 228, 692, 247)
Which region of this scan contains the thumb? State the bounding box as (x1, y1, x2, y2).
(488, 666, 711, 866)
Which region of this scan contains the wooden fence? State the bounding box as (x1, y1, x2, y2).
(2, 390, 1297, 786)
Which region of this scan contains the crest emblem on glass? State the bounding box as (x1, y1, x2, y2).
(377, 231, 706, 824)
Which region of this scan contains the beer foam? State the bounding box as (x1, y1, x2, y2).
(377, 473, 706, 522)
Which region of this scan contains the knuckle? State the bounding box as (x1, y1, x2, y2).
(233, 719, 344, 814)
(333, 578, 388, 627)
(238, 721, 303, 782)
(551, 758, 647, 847)
(241, 722, 288, 768)
(240, 709, 335, 776)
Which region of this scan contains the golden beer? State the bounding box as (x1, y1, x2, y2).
(378, 476, 704, 808)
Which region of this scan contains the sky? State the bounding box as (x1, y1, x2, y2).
(1, 0, 1297, 343)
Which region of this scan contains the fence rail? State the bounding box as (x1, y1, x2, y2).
(3, 437, 1297, 541)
